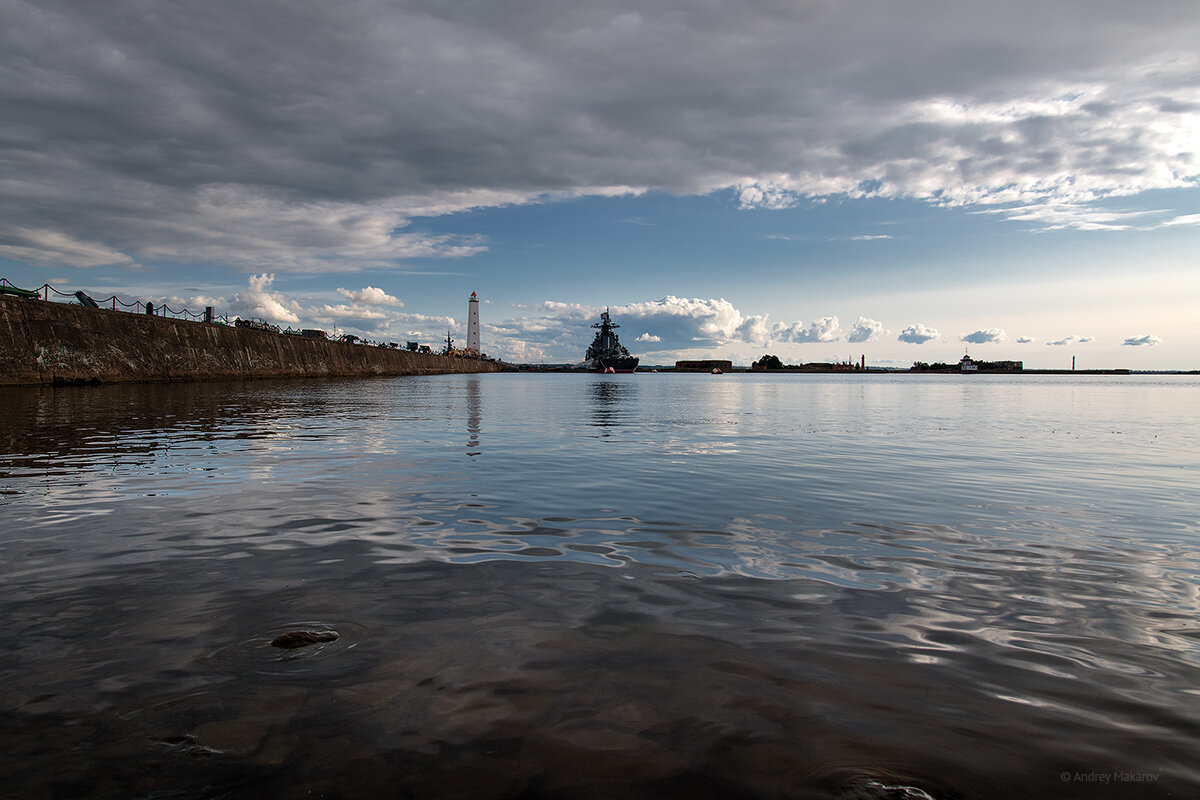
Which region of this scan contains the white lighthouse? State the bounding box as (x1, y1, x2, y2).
(466, 291, 480, 356)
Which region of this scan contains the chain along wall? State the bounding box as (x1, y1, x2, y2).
(0, 295, 501, 386)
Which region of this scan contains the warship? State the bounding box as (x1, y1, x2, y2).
(580, 309, 639, 373)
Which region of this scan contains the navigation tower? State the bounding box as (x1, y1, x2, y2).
(467, 291, 480, 356)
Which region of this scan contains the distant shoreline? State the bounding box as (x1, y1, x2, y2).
(505, 365, 1196, 375)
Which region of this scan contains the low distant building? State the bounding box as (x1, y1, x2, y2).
(800, 362, 854, 371)
(957, 355, 1023, 372)
(751, 355, 861, 372)
(676, 359, 733, 372)
(914, 357, 1023, 373)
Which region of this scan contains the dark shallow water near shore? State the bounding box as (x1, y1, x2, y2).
(2, 373, 1198, 799)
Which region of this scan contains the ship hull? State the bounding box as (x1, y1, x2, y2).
(584, 357, 639, 373)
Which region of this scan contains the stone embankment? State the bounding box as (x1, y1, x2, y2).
(0, 295, 502, 386)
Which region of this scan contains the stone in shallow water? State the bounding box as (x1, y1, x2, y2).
(841, 779, 937, 800)
(153, 734, 223, 758)
(271, 630, 339, 649)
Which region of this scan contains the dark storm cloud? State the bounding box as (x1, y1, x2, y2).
(3, 0, 1199, 270)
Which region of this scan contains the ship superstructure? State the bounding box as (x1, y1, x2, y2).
(581, 309, 639, 372)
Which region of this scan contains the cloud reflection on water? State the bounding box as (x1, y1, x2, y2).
(2, 374, 1199, 798)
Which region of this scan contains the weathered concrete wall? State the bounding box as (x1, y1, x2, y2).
(0, 295, 502, 386)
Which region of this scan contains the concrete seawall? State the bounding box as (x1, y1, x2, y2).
(0, 295, 502, 386)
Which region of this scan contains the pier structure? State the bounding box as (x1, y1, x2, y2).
(0, 293, 501, 386)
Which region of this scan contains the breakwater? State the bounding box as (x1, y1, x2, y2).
(0, 295, 501, 386)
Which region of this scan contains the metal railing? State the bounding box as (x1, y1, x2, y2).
(2, 277, 234, 324)
(1, 278, 456, 355)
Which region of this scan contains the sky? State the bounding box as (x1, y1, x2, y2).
(2, 0, 1198, 369)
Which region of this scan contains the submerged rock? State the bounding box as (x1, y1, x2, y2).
(271, 630, 339, 649)
(153, 734, 223, 757)
(840, 779, 936, 800)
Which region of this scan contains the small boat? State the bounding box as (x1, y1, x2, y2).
(711, 367, 723, 374)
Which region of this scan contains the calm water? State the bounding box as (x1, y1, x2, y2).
(1, 373, 1198, 799)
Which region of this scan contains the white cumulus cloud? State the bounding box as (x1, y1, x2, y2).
(618, 296, 758, 346)
(961, 328, 1006, 344)
(337, 286, 401, 306)
(483, 298, 880, 362)
(1122, 334, 1161, 346)
(848, 316, 888, 343)
(773, 316, 842, 343)
(230, 274, 302, 324)
(898, 324, 940, 344)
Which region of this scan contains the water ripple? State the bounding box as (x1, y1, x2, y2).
(2, 375, 1199, 798)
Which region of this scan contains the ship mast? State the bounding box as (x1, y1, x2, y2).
(593, 308, 619, 331)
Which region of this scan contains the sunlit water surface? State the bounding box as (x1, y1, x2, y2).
(2, 373, 1198, 799)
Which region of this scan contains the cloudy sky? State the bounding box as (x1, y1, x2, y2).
(2, 0, 1198, 368)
